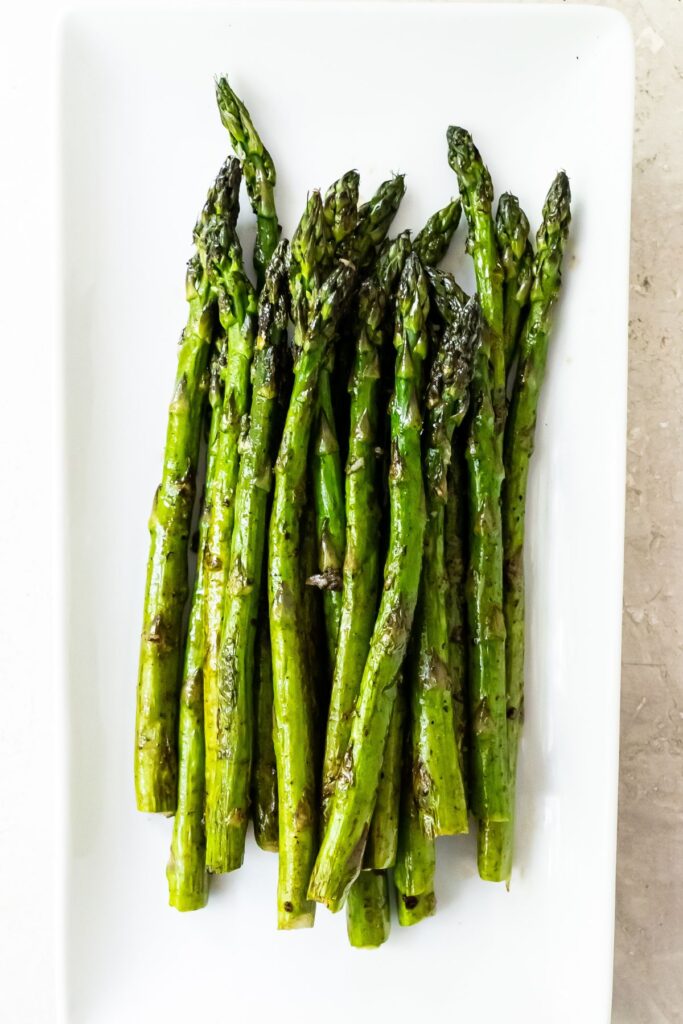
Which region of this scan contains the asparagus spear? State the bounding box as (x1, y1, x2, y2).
(480, 172, 571, 883)
(346, 870, 391, 949)
(215, 77, 280, 289)
(322, 233, 411, 818)
(288, 191, 339, 672)
(447, 126, 510, 825)
(308, 254, 428, 911)
(323, 169, 360, 244)
(312, 174, 405, 654)
(341, 174, 406, 270)
(252, 599, 279, 852)
(495, 193, 533, 372)
(334, 234, 417, 909)
(360, 216, 464, 869)
(324, 211, 453, 850)
(411, 296, 479, 837)
(396, 888, 437, 927)
(311, 395, 346, 650)
(444, 445, 469, 770)
(426, 266, 468, 322)
(315, 217, 409, 921)
(302, 492, 328, 733)
(203, 226, 258, 873)
(447, 127, 505, 423)
(364, 678, 405, 869)
(395, 756, 437, 927)
(412, 199, 461, 267)
(425, 270, 472, 777)
(290, 191, 334, 348)
(269, 257, 356, 928)
(209, 243, 289, 871)
(166, 347, 225, 910)
(135, 158, 240, 813)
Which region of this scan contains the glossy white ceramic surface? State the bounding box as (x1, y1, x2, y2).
(58, 4, 633, 1022)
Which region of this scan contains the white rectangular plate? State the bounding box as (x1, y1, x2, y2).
(58, 4, 633, 1022)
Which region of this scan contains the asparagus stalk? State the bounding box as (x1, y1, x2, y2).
(252, 601, 279, 852)
(411, 296, 479, 837)
(311, 174, 405, 653)
(364, 677, 405, 869)
(480, 172, 571, 883)
(269, 257, 356, 928)
(203, 226, 258, 873)
(332, 233, 413, 912)
(135, 158, 240, 813)
(290, 191, 334, 348)
(361, 217, 464, 868)
(341, 174, 406, 270)
(346, 870, 391, 949)
(426, 266, 468, 322)
(444, 444, 469, 769)
(495, 193, 533, 372)
(209, 243, 289, 871)
(447, 126, 510, 825)
(311, 394, 346, 650)
(166, 347, 225, 910)
(215, 77, 280, 289)
(395, 756, 437, 926)
(412, 199, 461, 267)
(322, 233, 411, 819)
(447, 127, 505, 423)
(324, 210, 454, 855)
(323, 169, 360, 245)
(308, 253, 428, 911)
(396, 888, 437, 927)
(429, 263, 471, 771)
(288, 191, 339, 672)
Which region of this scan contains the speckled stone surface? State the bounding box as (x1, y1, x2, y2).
(612, 1, 683, 1019)
(559, 1, 682, 1020)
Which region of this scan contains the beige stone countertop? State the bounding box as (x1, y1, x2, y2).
(554, 0, 682, 1020)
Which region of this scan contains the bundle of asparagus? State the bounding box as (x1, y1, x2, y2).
(135, 78, 571, 946)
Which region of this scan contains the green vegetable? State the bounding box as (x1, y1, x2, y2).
(311, 372, 347, 651)
(166, 346, 225, 910)
(341, 174, 406, 270)
(346, 871, 391, 948)
(322, 233, 411, 821)
(290, 190, 334, 348)
(426, 265, 468, 322)
(308, 253, 428, 911)
(447, 127, 505, 423)
(411, 296, 479, 837)
(444, 442, 469, 772)
(447, 126, 510, 825)
(135, 158, 240, 813)
(312, 173, 405, 656)
(412, 199, 461, 267)
(323, 169, 360, 244)
(269, 257, 356, 928)
(215, 77, 280, 289)
(395, 757, 437, 926)
(396, 889, 437, 927)
(203, 223, 258, 873)
(494, 192, 533, 372)
(364, 678, 405, 869)
(252, 605, 279, 852)
(480, 172, 571, 882)
(210, 242, 289, 871)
